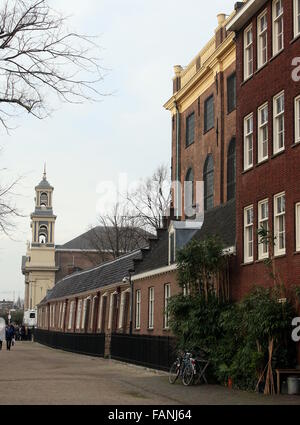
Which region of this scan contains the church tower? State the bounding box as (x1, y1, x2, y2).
(22, 167, 58, 311)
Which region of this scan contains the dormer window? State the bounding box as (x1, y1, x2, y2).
(40, 192, 48, 207)
(39, 225, 48, 244)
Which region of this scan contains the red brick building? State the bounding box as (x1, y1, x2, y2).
(164, 12, 237, 219)
(227, 0, 300, 301)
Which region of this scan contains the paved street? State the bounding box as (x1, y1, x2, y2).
(0, 342, 299, 405)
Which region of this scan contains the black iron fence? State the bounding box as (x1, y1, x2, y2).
(111, 333, 176, 371)
(34, 329, 105, 357)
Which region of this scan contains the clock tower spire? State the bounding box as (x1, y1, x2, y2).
(22, 167, 58, 311)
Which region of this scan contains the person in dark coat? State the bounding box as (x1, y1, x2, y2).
(5, 325, 14, 351)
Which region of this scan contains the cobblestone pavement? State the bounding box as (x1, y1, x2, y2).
(0, 342, 299, 405)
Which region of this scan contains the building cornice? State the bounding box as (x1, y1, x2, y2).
(164, 34, 235, 113)
(226, 0, 268, 32)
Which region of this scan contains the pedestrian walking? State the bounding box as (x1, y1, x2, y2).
(5, 325, 14, 351)
(0, 318, 5, 351)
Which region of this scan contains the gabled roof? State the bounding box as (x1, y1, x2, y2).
(40, 250, 143, 303)
(56, 226, 153, 252)
(133, 200, 236, 275)
(194, 199, 236, 247)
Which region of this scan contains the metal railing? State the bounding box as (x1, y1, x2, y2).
(34, 329, 105, 357)
(111, 333, 176, 371)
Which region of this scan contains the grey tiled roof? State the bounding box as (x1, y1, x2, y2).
(133, 230, 169, 275)
(134, 200, 236, 275)
(194, 199, 236, 247)
(56, 226, 152, 251)
(41, 250, 142, 303)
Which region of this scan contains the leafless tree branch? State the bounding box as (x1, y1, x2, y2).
(0, 0, 106, 130)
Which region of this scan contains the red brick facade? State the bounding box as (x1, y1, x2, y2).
(171, 62, 236, 216)
(232, 0, 300, 301)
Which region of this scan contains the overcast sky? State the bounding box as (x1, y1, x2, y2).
(0, 0, 235, 301)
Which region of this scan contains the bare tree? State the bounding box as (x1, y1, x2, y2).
(0, 0, 104, 130)
(0, 170, 22, 235)
(87, 203, 153, 261)
(127, 164, 171, 232)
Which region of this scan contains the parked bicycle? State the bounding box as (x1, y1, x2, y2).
(169, 349, 210, 386)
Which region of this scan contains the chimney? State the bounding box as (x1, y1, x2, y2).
(234, 2, 244, 12)
(217, 13, 226, 26)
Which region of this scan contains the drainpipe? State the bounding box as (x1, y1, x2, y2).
(175, 101, 181, 220)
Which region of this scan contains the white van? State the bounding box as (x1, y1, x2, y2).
(23, 309, 37, 328)
(0, 318, 6, 348)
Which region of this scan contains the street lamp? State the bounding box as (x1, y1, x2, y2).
(8, 309, 16, 325)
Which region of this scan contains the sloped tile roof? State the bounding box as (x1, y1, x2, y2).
(41, 250, 142, 303)
(134, 200, 236, 275)
(56, 226, 152, 251)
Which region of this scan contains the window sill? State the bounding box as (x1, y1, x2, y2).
(135, 328, 141, 332)
(227, 107, 236, 116)
(241, 74, 254, 86)
(147, 328, 154, 332)
(292, 142, 300, 149)
(203, 126, 214, 136)
(269, 49, 284, 63)
(290, 34, 300, 45)
(294, 251, 300, 255)
(255, 158, 269, 168)
(255, 258, 269, 264)
(242, 166, 254, 175)
(163, 328, 171, 332)
(271, 149, 285, 159)
(241, 261, 254, 267)
(274, 253, 286, 259)
(185, 141, 195, 149)
(255, 62, 268, 76)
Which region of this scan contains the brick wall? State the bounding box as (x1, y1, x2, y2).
(55, 250, 113, 282)
(132, 270, 180, 336)
(172, 64, 236, 216)
(234, 0, 300, 300)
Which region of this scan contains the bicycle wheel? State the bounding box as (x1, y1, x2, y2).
(182, 363, 194, 386)
(169, 361, 180, 384)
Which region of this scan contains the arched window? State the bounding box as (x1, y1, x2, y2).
(204, 155, 214, 211)
(39, 225, 48, 244)
(227, 138, 236, 201)
(40, 192, 48, 207)
(185, 168, 194, 218)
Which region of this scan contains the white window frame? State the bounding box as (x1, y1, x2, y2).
(257, 10, 268, 69)
(76, 299, 82, 330)
(244, 205, 254, 263)
(148, 287, 154, 330)
(295, 95, 300, 144)
(273, 91, 285, 154)
(244, 113, 254, 170)
(118, 289, 130, 329)
(272, 0, 284, 56)
(244, 24, 253, 80)
(274, 192, 286, 256)
(294, 0, 300, 37)
(108, 291, 117, 330)
(296, 203, 300, 252)
(164, 284, 171, 329)
(257, 103, 268, 163)
(258, 199, 269, 260)
(61, 302, 66, 330)
(97, 293, 107, 331)
(81, 298, 87, 330)
(68, 300, 75, 330)
(136, 290, 141, 330)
